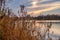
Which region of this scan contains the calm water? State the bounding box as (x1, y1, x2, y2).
(35, 21, 60, 40)
(27, 20, 60, 36)
(36, 20, 60, 36)
(51, 23, 60, 35)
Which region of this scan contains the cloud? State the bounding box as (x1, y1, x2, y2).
(7, 0, 60, 16)
(28, 6, 60, 14)
(26, 1, 60, 16)
(40, 0, 60, 4)
(27, 2, 60, 8)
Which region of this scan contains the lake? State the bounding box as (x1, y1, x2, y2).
(32, 20, 60, 40)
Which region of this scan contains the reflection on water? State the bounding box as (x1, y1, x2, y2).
(35, 22, 60, 35)
(50, 23, 60, 35)
(34, 22, 60, 40)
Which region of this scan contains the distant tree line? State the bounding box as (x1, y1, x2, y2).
(26, 15, 60, 20)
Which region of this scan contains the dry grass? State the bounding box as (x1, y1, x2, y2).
(0, 16, 37, 40)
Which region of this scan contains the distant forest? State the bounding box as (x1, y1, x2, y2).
(26, 15, 60, 20)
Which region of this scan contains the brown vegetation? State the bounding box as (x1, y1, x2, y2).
(0, 16, 38, 40)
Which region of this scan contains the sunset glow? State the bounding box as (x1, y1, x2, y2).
(32, 1, 37, 6)
(0, 0, 60, 40)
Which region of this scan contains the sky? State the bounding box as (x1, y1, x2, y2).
(6, 0, 60, 17)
